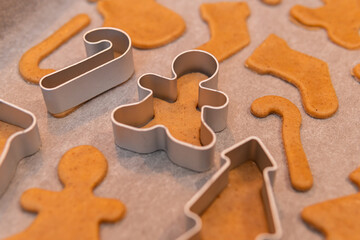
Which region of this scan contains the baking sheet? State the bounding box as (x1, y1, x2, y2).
(1, 0, 360, 239)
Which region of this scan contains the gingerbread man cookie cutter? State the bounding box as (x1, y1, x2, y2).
(0, 99, 41, 196)
(111, 50, 229, 172)
(39, 27, 134, 117)
(178, 137, 282, 240)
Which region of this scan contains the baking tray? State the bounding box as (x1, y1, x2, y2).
(0, 0, 359, 239)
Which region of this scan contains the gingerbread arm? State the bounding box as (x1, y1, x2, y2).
(290, 5, 322, 27)
(20, 188, 54, 212)
(96, 198, 126, 222)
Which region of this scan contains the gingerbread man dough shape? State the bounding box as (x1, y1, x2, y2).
(302, 167, 360, 240)
(5, 145, 125, 240)
(291, 0, 360, 49)
(251, 95, 313, 191)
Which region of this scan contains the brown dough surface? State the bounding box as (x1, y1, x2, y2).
(18, 14, 90, 84)
(302, 167, 360, 240)
(261, 0, 281, 6)
(97, 0, 186, 49)
(142, 73, 208, 146)
(291, 0, 360, 49)
(246, 34, 338, 119)
(352, 63, 360, 82)
(201, 161, 269, 240)
(0, 121, 23, 155)
(51, 105, 82, 118)
(197, 2, 250, 62)
(251, 95, 313, 191)
(4, 145, 125, 240)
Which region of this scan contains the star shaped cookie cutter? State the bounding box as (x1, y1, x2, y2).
(178, 137, 282, 239)
(111, 50, 229, 172)
(0, 99, 41, 196)
(39, 27, 134, 117)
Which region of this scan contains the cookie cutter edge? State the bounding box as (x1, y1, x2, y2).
(111, 49, 229, 172)
(39, 27, 134, 116)
(0, 99, 41, 197)
(177, 136, 282, 240)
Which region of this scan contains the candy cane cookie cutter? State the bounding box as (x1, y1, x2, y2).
(0, 99, 41, 196)
(111, 50, 229, 172)
(40, 27, 134, 117)
(178, 137, 282, 240)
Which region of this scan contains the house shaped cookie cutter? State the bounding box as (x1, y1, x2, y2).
(40, 27, 134, 116)
(178, 136, 282, 240)
(111, 50, 229, 172)
(0, 99, 41, 196)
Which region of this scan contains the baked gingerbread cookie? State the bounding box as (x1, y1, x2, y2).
(19, 14, 90, 84)
(302, 166, 360, 240)
(197, 2, 250, 62)
(290, 0, 360, 49)
(251, 95, 313, 191)
(143, 72, 208, 146)
(4, 145, 125, 240)
(246, 34, 338, 119)
(97, 0, 186, 49)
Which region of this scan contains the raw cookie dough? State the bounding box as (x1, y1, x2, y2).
(51, 105, 83, 118)
(246, 34, 338, 119)
(261, 0, 281, 6)
(351, 63, 360, 82)
(201, 160, 269, 240)
(302, 166, 360, 240)
(0, 121, 23, 155)
(291, 0, 360, 49)
(143, 73, 208, 146)
(97, 0, 186, 49)
(197, 2, 250, 62)
(251, 95, 313, 191)
(4, 145, 126, 240)
(18, 14, 90, 84)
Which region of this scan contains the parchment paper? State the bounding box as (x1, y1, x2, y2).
(1, 0, 359, 239)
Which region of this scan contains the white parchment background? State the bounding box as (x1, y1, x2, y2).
(0, 0, 360, 239)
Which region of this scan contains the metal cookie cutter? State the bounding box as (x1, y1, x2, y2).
(0, 99, 41, 196)
(111, 50, 228, 172)
(40, 27, 134, 116)
(178, 136, 282, 240)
